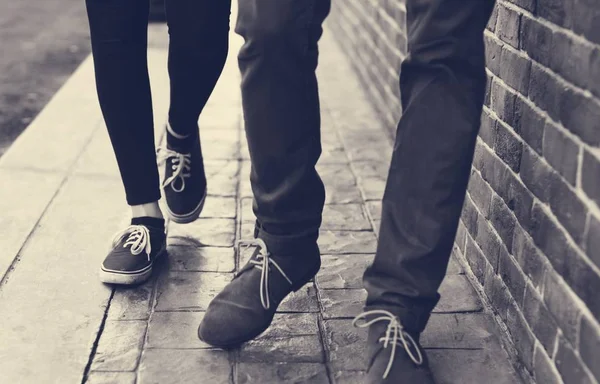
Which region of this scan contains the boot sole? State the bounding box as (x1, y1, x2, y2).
(99, 247, 167, 286)
(198, 260, 321, 349)
(165, 190, 207, 224)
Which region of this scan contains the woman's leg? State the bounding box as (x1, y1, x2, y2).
(164, 0, 231, 150)
(158, 0, 231, 223)
(85, 0, 161, 211)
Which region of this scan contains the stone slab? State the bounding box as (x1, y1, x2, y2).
(205, 160, 240, 197)
(320, 289, 367, 319)
(146, 311, 211, 349)
(0, 168, 63, 279)
(316, 254, 374, 289)
(167, 245, 235, 273)
(138, 349, 231, 384)
(237, 363, 329, 383)
(87, 372, 137, 384)
(91, 320, 146, 371)
(322, 204, 372, 231)
(109, 283, 154, 321)
(168, 218, 235, 247)
(318, 230, 377, 254)
(0, 176, 124, 383)
(434, 275, 483, 313)
(154, 271, 232, 311)
(201, 196, 236, 219)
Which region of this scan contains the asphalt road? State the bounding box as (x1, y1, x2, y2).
(0, 0, 93, 157)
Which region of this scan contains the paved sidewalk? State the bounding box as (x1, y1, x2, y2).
(0, 17, 523, 384)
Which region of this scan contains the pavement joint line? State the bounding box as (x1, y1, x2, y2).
(81, 289, 116, 384)
(0, 119, 104, 290)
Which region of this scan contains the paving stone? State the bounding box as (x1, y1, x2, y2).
(241, 197, 255, 222)
(279, 283, 320, 313)
(138, 349, 231, 384)
(372, 220, 381, 235)
(109, 283, 153, 321)
(322, 204, 372, 230)
(346, 145, 392, 164)
(240, 223, 255, 245)
(240, 161, 253, 198)
(200, 129, 239, 160)
(319, 146, 348, 164)
(73, 128, 119, 177)
(168, 218, 235, 247)
(167, 245, 235, 273)
(0, 169, 63, 278)
(446, 255, 464, 275)
(237, 363, 329, 383)
(91, 320, 146, 371)
(422, 313, 497, 349)
(240, 335, 324, 363)
(205, 160, 239, 197)
(240, 313, 323, 363)
(154, 272, 232, 311)
(201, 196, 236, 219)
(261, 313, 319, 337)
(0, 176, 124, 382)
(332, 371, 367, 384)
(146, 311, 211, 349)
(199, 105, 241, 131)
(357, 177, 386, 201)
(365, 201, 382, 222)
(352, 161, 389, 179)
(86, 372, 136, 384)
(323, 319, 369, 371)
(320, 289, 367, 319)
(316, 254, 374, 289)
(317, 164, 363, 203)
(318, 230, 377, 254)
(434, 275, 483, 313)
(428, 348, 521, 384)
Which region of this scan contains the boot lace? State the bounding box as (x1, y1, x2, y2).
(157, 147, 191, 192)
(353, 309, 423, 379)
(111, 225, 152, 261)
(238, 238, 293, 310)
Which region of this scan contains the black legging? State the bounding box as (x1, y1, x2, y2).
(85, 0, 231, 205)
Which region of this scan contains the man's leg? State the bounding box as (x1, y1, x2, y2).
(198, 0, 330, 347)
(358, 0, 496, 382)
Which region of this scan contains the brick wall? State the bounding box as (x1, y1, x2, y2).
(327, 1, 600, 383)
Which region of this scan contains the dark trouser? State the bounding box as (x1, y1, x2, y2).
(236, 0, 331, 255)
(85, 0, 230, 206)
(239, 0, 495, 332)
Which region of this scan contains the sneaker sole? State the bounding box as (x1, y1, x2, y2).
(99, 247, 167, 286)
(165, 190, 207, 224)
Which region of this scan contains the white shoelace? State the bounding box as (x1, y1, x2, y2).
(157, 147, 191, 192)
(111, 225, 152, 261)
(238, 238, 293, 310)
(352, 309, 423, 379)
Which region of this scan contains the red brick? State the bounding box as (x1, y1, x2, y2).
(538, 0, 574, 29)
(499, 47, 531, 95)
(520, 16, 553, 68)
(487, 4, 499, 32)
(585, 215, 600, 269)
(514, 97, 545, 155)
(542, 121, 579, 186)
(466, 233, 489, 285)
(559, 88, 600, 147)
(548, 175, 587, 245)
(479, 110, 497, 147)
(543, 271, 581, 347)
(485, 34, 503, 77)
(579, 315, 600, 381)
(494, 122, 523, 172)
(491, 80, 516, 126)
(520, 147, 559, 204)
(512, 226, 547, 290)
(467, 170, 493, 219)
(555, 335, 596, 384)
(475, 216, 502, 270)
(498, 247, 526, 304)
(582, 150, 600, 207)
(533, 343, 562, 384)
(571, 0, 600, 45)
(506, 0, 535, 13)
(528, 63, 561, 122)
(490, 194, 516, 250)
(462, 195, 480, 239)
(523, 284, 559, 354)
(496, 4, 521, 49)
(507, 300, 535, 372)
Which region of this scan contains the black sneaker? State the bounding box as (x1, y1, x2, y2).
(198, 238, 321, 348)
(353, 310, 435, 384)
(157, 123, 207, 224)
(99, 223, 167, 285)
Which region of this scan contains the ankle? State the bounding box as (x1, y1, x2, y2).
(131, 202, 163, 219)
